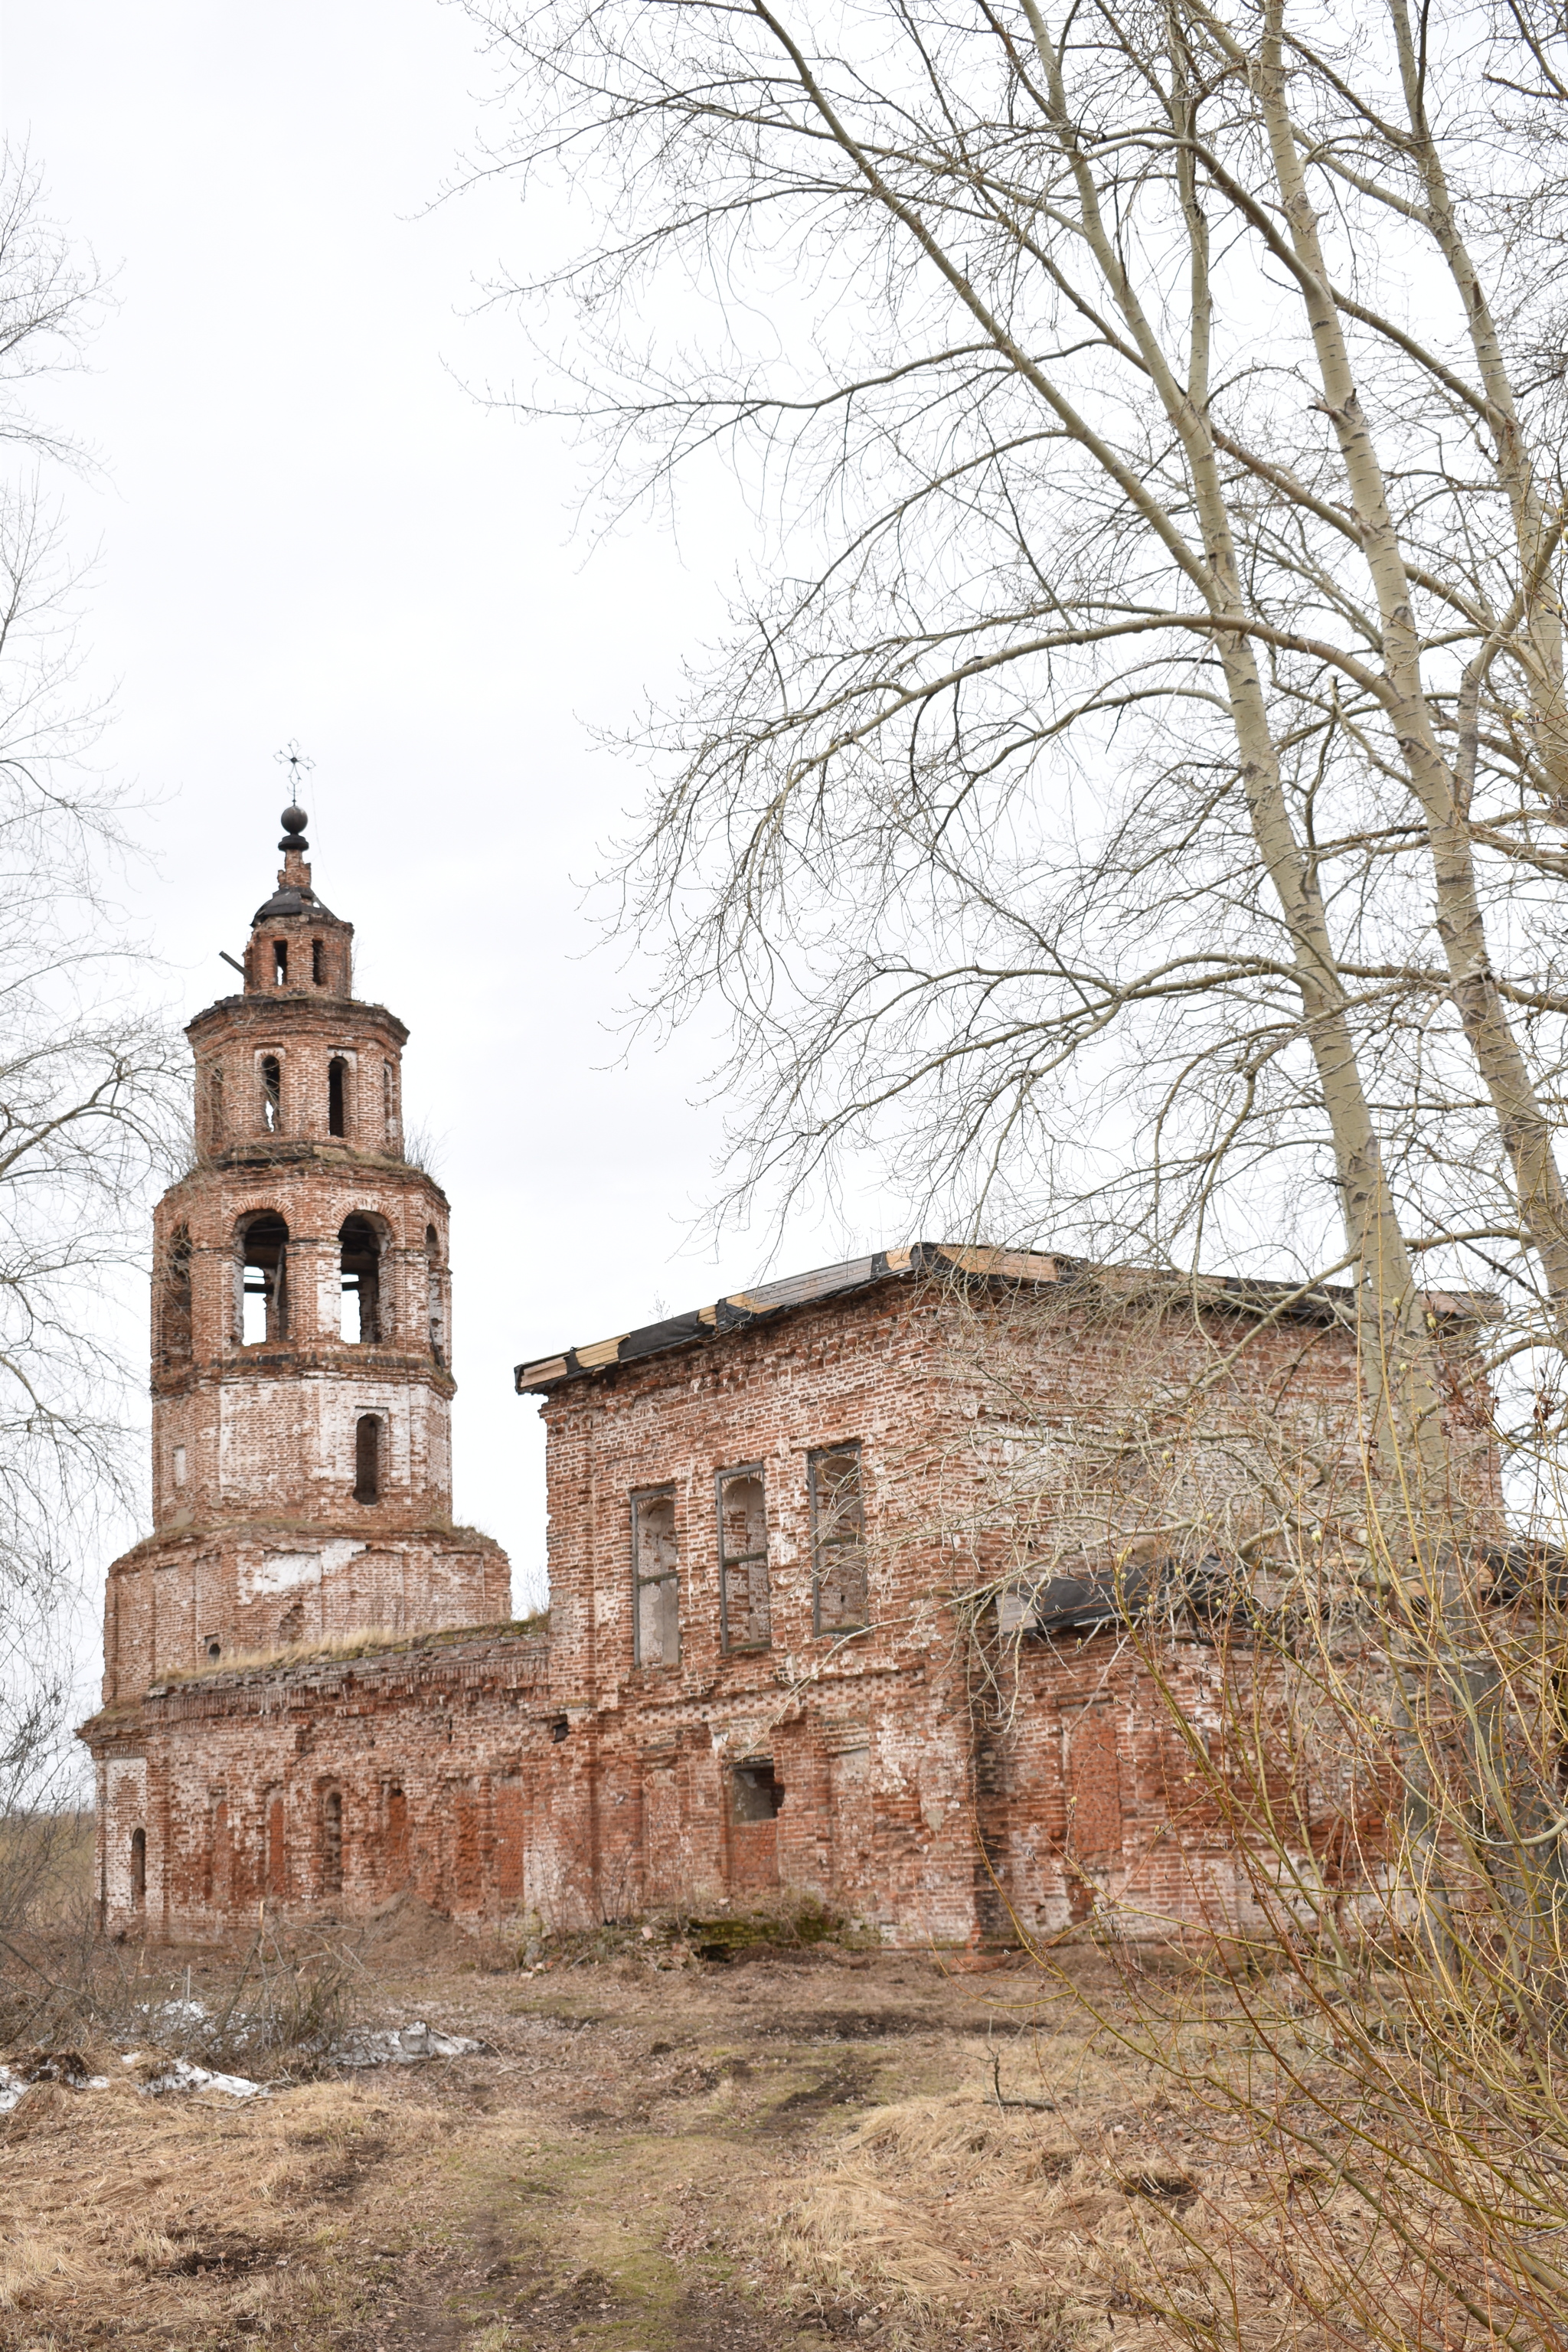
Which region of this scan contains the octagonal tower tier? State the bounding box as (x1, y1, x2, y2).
(102, 805, 510, 1700)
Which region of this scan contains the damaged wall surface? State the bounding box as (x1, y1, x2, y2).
(80, 817, 1499, 1946)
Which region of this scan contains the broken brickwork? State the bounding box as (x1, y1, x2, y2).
(79, 816, 1497, 1946)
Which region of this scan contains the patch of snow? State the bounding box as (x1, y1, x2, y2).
(335, 2021, 482, 2066)
(132, 2055, 268, 2099)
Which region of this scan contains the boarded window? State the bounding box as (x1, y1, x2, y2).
(260, 1054, 283, 1132)
(339, 1215, 381, 1342)
(328, 1057, 347, 1136)
(321, 1788, 343, 1895)
(129, 1826, 146, 1908)
(239, 1214, 289, 1344)
(717, 1466, 770, 1652)
(810, 1444, 867, 1632)
(159, 1225, 193, 1365)
(354, 1414, 381, 1504)
(632, 1488, 680, 1667)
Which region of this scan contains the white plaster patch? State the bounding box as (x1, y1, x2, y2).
(240, 1540, 367, 1602)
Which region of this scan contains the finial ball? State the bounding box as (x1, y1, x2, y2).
(280, 804, 308, 838)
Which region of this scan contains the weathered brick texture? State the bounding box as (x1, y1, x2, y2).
(80, 827, 1497, 1946)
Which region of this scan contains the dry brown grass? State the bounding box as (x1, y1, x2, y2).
(0, 2061, 447, 2342)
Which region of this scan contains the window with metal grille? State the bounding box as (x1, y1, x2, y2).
(810, 1443, 867, 1632)
(717, 1465, 769, 1652)
(632, 1487, 680, 1666)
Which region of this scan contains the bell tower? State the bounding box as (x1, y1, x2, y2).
(102, 802, 510, 1697)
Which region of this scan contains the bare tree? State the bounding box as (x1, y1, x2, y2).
(0, 151, 178, 1834)
(465, 0, 1568, 1488)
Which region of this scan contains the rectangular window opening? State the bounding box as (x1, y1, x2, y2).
(260, 1054, 282, 1134)
(810, 1443, 868, 1633)
(312, 937, 325, 986)
(717, 1465, 770, 1653)
(632, 1487, 680, 1667)
(328, 1057, 347, 1138)
(730, 1762, 782, 1823)
(273, 939, 288, 985)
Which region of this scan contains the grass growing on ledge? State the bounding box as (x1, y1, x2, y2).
(152, 1615, 548, 1690)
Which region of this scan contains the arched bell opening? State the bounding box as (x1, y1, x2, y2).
(426, 1223, 447, 1368)
(338, 1215, 382, 1342)
(158, 1225, 193, 1367)
(237, 1214, 289, 1345)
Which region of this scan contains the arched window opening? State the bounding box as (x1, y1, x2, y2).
(260, 1054, 283, 1133)
(354, 1413, 381, 1504)
(159, 1226, 193, 1364)
(321, 1788, 343, 1896)
(426, 1225, 446, 1367)
(328, 1057, 348, 1137)
(312, 937, 325, 986)
(382, 1061, 396, 1140)
(240, 1214, 289, 1344)
(208, 1066, 224, 1144)
(272, 938, 288, 985)
(266, 1792, 286, 1898)
(129, 1826, 146, 1908)
(386, 1785, 410, 1888)
(338, 1215, 381, 1342)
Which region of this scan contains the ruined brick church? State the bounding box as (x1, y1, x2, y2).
(80, 810, 1387, 1945)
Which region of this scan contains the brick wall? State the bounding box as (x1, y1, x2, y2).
(85, 1259, 1454, 1948)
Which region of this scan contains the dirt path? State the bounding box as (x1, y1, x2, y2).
(1, 1943, 1037, 2351)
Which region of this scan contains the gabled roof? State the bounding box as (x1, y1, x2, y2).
(514, 1240, 1057, 1393)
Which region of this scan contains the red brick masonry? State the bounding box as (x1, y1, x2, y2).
(80, 821, 1493, 1945)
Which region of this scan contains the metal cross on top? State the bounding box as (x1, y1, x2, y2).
(274, 739, 315, 791)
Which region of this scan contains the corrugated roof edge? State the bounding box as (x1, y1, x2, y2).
(513, 1242, 1037, 1393)
(513, 1243, 1494, 1396)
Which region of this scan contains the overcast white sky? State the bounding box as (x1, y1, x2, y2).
(2, 1, 892, 1618)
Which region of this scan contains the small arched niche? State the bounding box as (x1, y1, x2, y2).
(321, 1788, 343, 1896)
(354, 1413, 382, 1504)
(237, 1214, 289, 1344)
(338, 1215, 382, 1342)
(158, 1225, 193, 1366)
